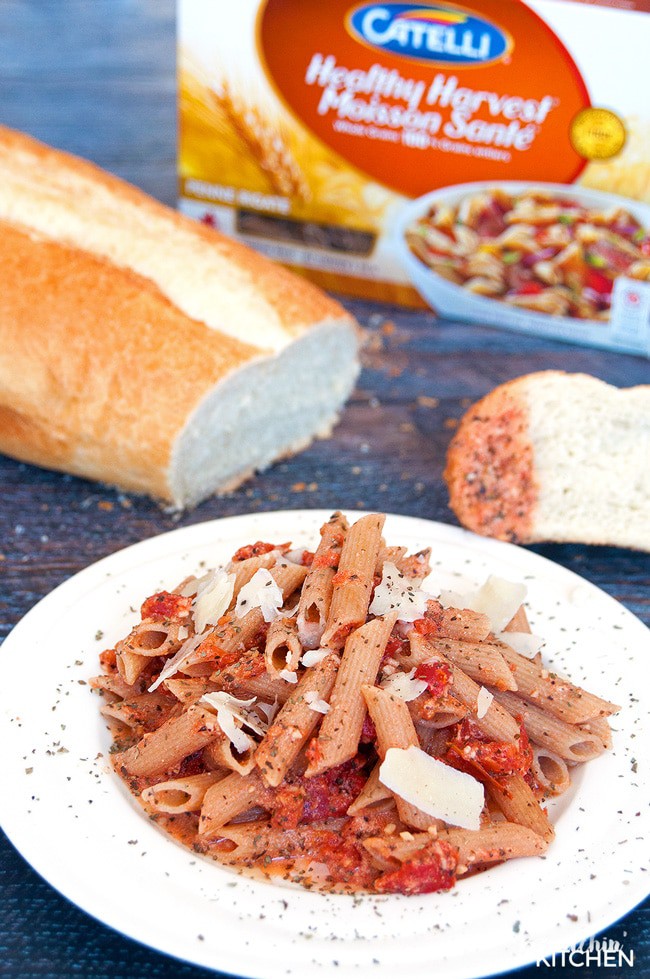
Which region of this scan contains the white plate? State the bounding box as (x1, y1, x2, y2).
(393, 180, 650, 355)
(1, 511, 648, 979)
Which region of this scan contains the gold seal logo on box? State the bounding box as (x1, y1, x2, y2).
(570, 107, 626, 161)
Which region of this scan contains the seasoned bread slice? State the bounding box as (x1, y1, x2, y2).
(0, 128, 360, 506)
(445, 372, 650, 550)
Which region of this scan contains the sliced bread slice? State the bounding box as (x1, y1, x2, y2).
(445, 371, 650, 550)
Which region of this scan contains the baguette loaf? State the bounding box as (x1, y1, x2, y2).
(445, 371, 650, 550)
(0, 126, 360, 506)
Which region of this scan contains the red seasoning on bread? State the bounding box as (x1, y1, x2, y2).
(445, 372, 650, 551)
(0, 127, 360, 506)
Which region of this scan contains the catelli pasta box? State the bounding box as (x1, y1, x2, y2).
(178, 0, 650, 355)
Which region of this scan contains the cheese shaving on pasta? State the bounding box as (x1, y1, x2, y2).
(380, 668, 428, 702)
(369, 562, 429, 622)
(476, 686, 494, 719)
(380, 746, 484, 831)
(279, 669, 298, 684)
(440, 576, 527, 632)
(148, 633, 204, 692)
(301, 648, 329, 667)
(304, 690, 330, 714)
(193, 567, 235, 635)
(235, 569, 284, 622)
(497, 631, 544, 659)
(201, 691, 268, 753)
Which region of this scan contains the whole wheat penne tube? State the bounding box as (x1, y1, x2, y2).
(346, 761, 393, 814)
(375, 544, 407, 572)
(410, 636, 517, 692)
(363, 821, 548, 870)
(504, 604, 531, 635)
(203, 732, 256, 776)
(409, 693, 468, 731)
(306, 613, 397, 777)
(297, 511, 348, 649)
(90, 672, 145, 700)
(531, 746, 571, 796)
(116, 618, 190, 685)
(265, 616, 302, 675)
(487, 774, 555, 843)
(217, 821, 347, 868)
(163, 677, 215, 705)
(321, 512, 385, 649)
(199, 770, 269, 836)
(578, 714, 613, 750)
(409, 633, 520, 744)
(492, 689, 608, 762)
(100, 691, 177, 730)
(114, 704, 222, 778)
(185, 563, 308, 669)
(416, 601, 491, 642)
(498, 644, 619, 723)
(362, 684, 439, 831)
(228, 550, 285, 599)
(255, 652, 340, 787)
(217, 672, 293, 706)
(141, 772, 226, 814)
(394, 547, 432, 581)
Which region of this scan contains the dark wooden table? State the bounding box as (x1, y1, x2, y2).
(0, 3, 648, 977)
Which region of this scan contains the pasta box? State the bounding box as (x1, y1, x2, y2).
(177, 0, 650, 355)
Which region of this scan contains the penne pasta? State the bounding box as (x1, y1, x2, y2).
(362, 684, 438, 831)
(199, 770, 269, 837)
(255, 652, 340, 787)
(408, 636, 517, 692)
(306, 613, 397, 777)
(498, 644, 619, 723)
(264, 616, 302, 675)
(409, 634, 521, 744)
(297, 511, 348, 649)
(531, 746, 571, 796)
(142, 772, 226, 814)
(114, 704, 222, 778)
(492, 689, 608, 762)
(321, 513, 385, 649)
(486, 774, 555, 843)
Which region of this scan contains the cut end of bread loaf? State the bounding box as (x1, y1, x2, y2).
(445, 371, 650, 551)
(170, 322, 359, 508)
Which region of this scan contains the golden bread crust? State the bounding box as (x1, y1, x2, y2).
(444, 378, 538, 543)
(0, 223, 260, 498)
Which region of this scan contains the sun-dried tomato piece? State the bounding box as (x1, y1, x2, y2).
(140, 591, 192, 623)
(374, 840, 459, 895)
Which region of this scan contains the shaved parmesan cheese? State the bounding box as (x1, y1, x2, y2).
(201, 691, 267, 753)
(177, 576, 200, 598)
(304, 690, 330, 714)
(279, 669, 298, 684)
(257, 700, 280, 725)
(192, 567, 235, 635)
(438, 588, 467, 609)
(285, 547, 308, 565)
(379, 746, 484, 831)
(369, 562, 429, 622)
(496, 631, 544, 659)
(301, 648, 329, 668)
(476, 686, 493, 719)
(148, 633, 203, 692)
(440, 576, 527, 633)
(177, 626, 189, 641)
(380, 668, 428, 703)
(235, 569, 284, 622)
